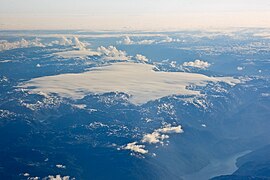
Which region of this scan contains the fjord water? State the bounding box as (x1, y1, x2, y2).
(182, 151, 251, 180)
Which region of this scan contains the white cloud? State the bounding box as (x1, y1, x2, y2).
(183, 59, 211, 69)
(0, 38, 45, 51)
(22, 62, 240, 105)
(0, 60, 12, 63)
(142, 132, 169, 144)
(72, 104, 87, 109)
(159, 36, 173, 43)
(159, 36, 181, 43)
(53, 49, 100, 59)
(261, 93, 270, 97)
(138, 39, 156, 45)
(156, 125, 183, 134)
(23, 173, 30, 177)
(59, 36, 73, 46)
(134, 54, 148, 62)
(53, 36, 100, 59)
(43, 175, 71, 180)
(88, 122, 109, 129)
(118, 36, 181, 45)
(123, 142, 148, 154)
(27, 177, 40, 180)
(53, 43, 129, 60)
(52, 36, 141, 61)
(97, 46, 131, 61)
(56, 164, 66, 169)
(51, 36, 86, 48)
(253, 32, 270, 39)
(123, 124, 183, 155)
(119, 36, 133, 45)
(201, 124, 207, 128)
(118, 36, 155, 45)
(237, 66, 244, 71)
(73, 36, 87, 50)
(142, 125, 183, 144)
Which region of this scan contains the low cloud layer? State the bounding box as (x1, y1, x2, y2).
(156, 125, 183, 134)
(142, 125, 183, 144)
(117, 36, 155, 45)
(117, 36, 181, 45)
(237, 66, 244, 71)
(122, 124, 183, 155)
(97, 46, 131, 61)
(141, 132, 169, 144)
(123, 142, 148, 154)
(183, 59, 211, 69)
(73, 36, 87, 50)
(159, 36, 182, 43)
(53, 37, 131, 60)
(134, 54, 149, 62)
(53, 49, 100, 59)
(53, 37, 149, 61)
(56, 36, 73, 46)
(21, 62, 240, 104)
(0, 36, 88, 52)
(44, 175, 72, 180)
(0, 38, 45, 51)
(56, 164, 66, 169)
(0, 36, 150, 62)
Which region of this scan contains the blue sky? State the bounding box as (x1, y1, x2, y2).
(0, 0, 270, 30)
